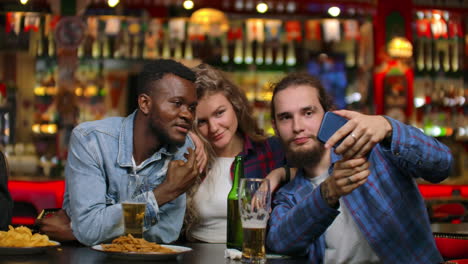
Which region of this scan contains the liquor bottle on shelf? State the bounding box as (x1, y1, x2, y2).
(174, 39, 182, 60)
(162, 36, 171, 58)
(221, 37, 229, 63)
(234, 39, 243, 64)
(244, 40, 253, 64)
(102, 36, 111, 59)
(47, 33, 55, 57)
(276, 41, 284, 65)
(255, 41, 264, 65)
(92, 37, 101, 59)
(185, 39, 193, 60)
(265, 41, 273, 65)
(286, 41, 296, 66)
(131, 35, 141, 59)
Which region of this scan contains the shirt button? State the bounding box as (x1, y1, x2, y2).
(151, 219, 156, 225)
(394, 152, 400, 156)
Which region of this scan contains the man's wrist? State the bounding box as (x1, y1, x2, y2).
(381, 116, 393, 145)
(153, 183, 173, 206)
(320, 181, 339, 209)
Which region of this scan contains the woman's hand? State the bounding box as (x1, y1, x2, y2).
(265, 166, 297, 192)
(189, 131, 207, 173)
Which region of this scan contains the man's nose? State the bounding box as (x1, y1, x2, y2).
(179, 106, 193, 122)
(292, 116, 304, 133)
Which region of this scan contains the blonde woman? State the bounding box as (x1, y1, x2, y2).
(184, 64, 289, 243)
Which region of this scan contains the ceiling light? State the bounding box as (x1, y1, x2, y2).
(256, 2, 268, 13)
(108, 0, 120, 8)
(328, 6, 340, 17)
(183, 0, 194, 10)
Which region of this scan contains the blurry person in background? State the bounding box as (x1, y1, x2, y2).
(266, 73, 453, 264)
(0, 150, 12, 230)
(183, 64, 289, 243)
(37, 59, 207, 245)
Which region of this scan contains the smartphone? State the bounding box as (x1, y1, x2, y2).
(317, 112, 348, 148)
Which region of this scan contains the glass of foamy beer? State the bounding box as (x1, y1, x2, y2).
(122, 174, 148, 238)
(239, 178, 271, 264)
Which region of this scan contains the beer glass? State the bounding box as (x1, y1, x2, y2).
(239, 178, 271, 264)
(121, 174, 148, 238)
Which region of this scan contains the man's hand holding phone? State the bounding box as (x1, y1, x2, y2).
(319, 110, 393, 159)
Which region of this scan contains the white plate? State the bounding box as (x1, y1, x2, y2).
(0, 240, 60, 255)
(92, 244, 193, 260)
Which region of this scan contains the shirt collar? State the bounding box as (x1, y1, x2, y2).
(242, 134, 255, 155)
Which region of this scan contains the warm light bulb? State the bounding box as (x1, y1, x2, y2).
(328, 6, 340, 17)
(20, 0, 28, 5)
(256, 2, 268, 13)
(183, 0, 194, 10)
(107, 0, 119, 8)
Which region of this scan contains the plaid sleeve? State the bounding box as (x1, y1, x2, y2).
(381, 117, 453, 183)
(267, 182, 339, 255)
(266, 136, 286, 167)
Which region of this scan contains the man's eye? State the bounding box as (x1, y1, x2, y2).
(173, 101, 182, 107)
(305, 111, 313, 116)
(189, 105, 196, 112)
(278, 115, 290, 121)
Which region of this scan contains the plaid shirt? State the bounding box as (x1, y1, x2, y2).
(229, 135, 286, 179)
(267, 117, 453, 264)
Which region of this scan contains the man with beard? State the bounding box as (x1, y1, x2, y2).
(37, 59, 206, 246)
(266, 73, 453, 264)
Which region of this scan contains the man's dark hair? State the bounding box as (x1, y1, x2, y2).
(138, 59, 196, 96)
(270, 72, 334, 120)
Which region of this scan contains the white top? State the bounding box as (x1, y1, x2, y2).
(189, 157, 235, 243)
(308, 172, 380, 264)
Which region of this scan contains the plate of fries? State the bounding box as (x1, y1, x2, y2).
(0, 226, 60, 255)
(92, 234, 192, 260)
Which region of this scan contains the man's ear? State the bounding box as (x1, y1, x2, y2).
(138, 94, 151, 115)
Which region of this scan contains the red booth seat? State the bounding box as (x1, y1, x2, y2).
(418, 184, 457, 198)
(8, 180, 65, 225)
(460, 186, 468, 198)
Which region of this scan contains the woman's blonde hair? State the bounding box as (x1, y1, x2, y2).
(183, 63, 266, 240)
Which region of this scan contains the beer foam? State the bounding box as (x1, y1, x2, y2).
(242, 220, 267, 229)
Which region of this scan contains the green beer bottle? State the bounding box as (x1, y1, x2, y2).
(227, 155, 244, 250)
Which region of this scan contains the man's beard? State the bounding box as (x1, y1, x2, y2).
(284, 138, 326, 168)
(149, 120, 185, 148)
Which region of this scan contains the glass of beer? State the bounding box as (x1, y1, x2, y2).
(121, 174, 148, 238)
(239, 178, 271, 264)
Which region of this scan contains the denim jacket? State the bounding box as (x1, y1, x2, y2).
(62, 111, 193, 246)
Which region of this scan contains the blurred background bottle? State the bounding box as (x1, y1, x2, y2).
(227, 155, 244, 250)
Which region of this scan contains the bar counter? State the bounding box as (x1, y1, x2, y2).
(0, 243, 307, 264)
